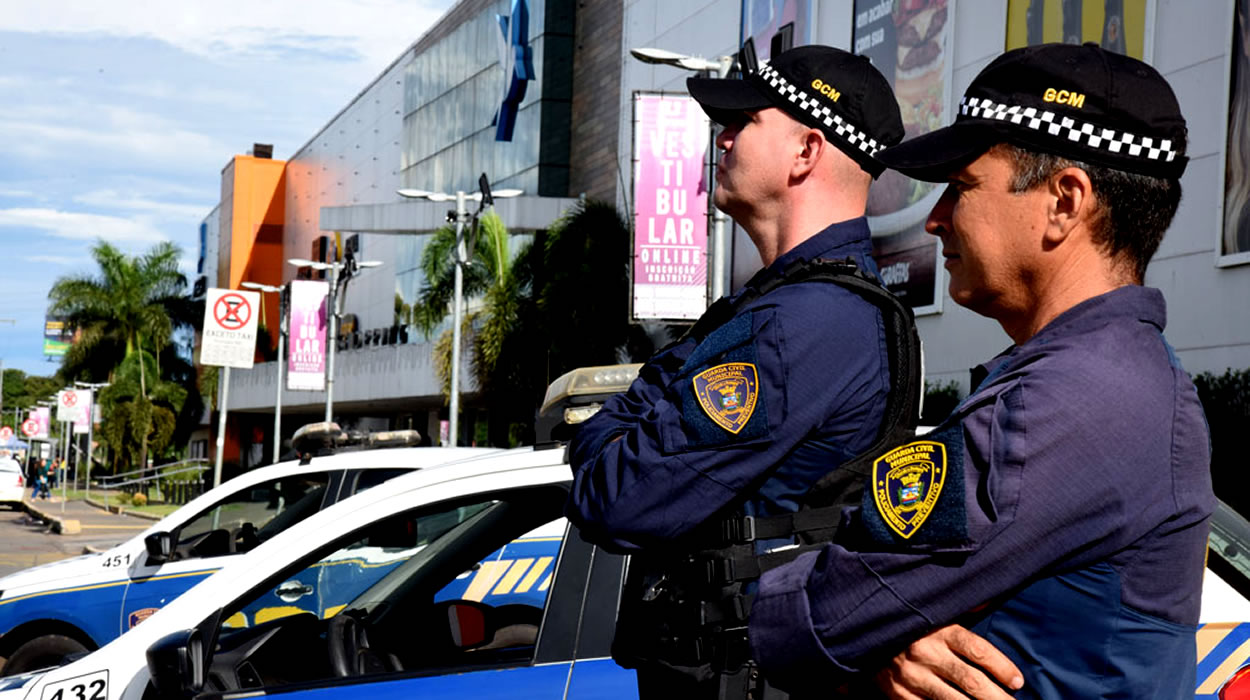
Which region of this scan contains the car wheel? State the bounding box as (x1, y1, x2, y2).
(2, 635, 89, 676)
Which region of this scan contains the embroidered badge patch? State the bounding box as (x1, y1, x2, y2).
(692, 362, 759, 434)
(871, 440, 947, 539)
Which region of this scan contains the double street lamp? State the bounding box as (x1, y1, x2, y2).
(241, 281, 288, 464)
(397, 176, 521, 447)
(629, 46, 735, 302)
(286, 254, 382, 423)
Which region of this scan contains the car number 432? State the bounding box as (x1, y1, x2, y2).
(40, 671, 107, 700)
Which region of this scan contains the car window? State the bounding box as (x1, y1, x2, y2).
(199, 485, 567, 694)
(174, 474, 331, 559)
(349, 468, 410, 496)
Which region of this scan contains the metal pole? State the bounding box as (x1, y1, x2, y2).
(707, 117, 727, 302)
(274, 286, 287, 463)
(214, 366, 230, 488)
(86, 395, 94, 500)
(449, 191, 466, 447)
(325, 265, 339, 424)
(60, 418, 68, 512)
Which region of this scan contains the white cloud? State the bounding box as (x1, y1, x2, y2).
(23, 255, 87, 266)
(0, 208, 169, 243)
(4, 0, 451, 77)
(0, 104, 231, 171)
(72, 190, 212, 222)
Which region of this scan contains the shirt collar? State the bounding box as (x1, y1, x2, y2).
(974, 286, 1167, 390)
(768, 217, 872, 273)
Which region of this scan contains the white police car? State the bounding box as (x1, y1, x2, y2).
(0, 443, 637, 700)
(0, 434, 496, 676)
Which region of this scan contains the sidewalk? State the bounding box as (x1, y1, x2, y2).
(21, 491, 161, 535)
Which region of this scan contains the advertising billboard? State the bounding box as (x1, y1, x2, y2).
(1005, 0, 1154, 60)
(287, 280, 329, 391)
(631, 93, 711, 322)
(854, 0, 952, 313)
(42, 317, 73, 357)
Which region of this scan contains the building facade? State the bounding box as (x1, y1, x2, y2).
(203, 0, 1250, 468)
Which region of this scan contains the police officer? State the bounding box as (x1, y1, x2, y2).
(747, 43, 1214, 699)
(567, 44, 1019, 699)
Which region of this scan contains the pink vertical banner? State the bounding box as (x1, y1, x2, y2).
(73, 391, 93, 434)
(632, 93, 710, 321)
(287, 279, 329, 391)
(32, 407, 50, 440)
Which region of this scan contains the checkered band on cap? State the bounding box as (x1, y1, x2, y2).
(960, 96, 1180, 164)
(756, 62, 883, 156)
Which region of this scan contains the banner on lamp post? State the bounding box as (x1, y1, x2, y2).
(30, 407, 50, 440)
(287, 280, 329, 391)
(630, 92, 710, 322)
(73, 390, 94, 434)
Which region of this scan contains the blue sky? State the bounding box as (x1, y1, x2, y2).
(0, 0, 454, 377)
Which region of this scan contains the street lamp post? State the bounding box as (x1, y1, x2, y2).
(397, 177, 522, 447)
(287, 255, 382, 423)
(242, 282, 288, 464)
(74, 381, 108, 499)
(629, 47, 735, 302)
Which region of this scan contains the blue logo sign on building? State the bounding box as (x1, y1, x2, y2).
(494, 0, 535, 142)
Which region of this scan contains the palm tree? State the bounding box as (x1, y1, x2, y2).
(49, 240, 192, 470)
(410, 212, 525, 398)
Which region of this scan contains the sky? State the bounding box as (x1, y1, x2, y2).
(0, 0, 456, 378)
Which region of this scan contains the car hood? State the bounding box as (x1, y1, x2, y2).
(0, 543, 134, 597)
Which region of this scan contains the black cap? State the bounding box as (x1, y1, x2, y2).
(688, 45, 905, 178)
(878, 42, 1189, 182)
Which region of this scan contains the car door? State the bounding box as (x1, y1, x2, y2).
(120, 472, 335, 632)
(187, 483, 591, 700)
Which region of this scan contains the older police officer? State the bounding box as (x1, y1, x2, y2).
(748, 43, 1215, 699)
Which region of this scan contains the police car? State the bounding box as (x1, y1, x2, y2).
(0, 432, 497, 676)
(0, 442, 637, 700)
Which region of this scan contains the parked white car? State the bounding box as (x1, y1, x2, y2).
(0, 439, 496, 675)
(0, 444, 639, 700)
(0, 458, 24, 510)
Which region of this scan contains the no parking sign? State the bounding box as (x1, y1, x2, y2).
(201, 288, 261, 369)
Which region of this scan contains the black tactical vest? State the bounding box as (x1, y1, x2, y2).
(611, 257, 923, 687)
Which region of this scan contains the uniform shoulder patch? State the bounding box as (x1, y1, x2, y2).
(871, 440, 947, 539)
(691, 362, 759, 434)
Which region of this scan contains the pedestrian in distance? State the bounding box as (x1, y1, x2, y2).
(745, 42, 1214, 700)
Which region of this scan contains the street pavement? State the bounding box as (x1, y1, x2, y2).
(0, 493, 157, 578)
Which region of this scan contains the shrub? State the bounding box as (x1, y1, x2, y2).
(131, 492, 148, 507)
(921, 380, 963, 426)
(1193, 368, 1250, 517)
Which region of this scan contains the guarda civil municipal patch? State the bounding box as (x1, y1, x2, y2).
(692, 362, 759, 434)
(872, 440, 947, 539)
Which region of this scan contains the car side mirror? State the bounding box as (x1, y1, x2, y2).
(146, 628, 205, 699)
(145, 532, 175, 564)
(442, 600, 493, 649)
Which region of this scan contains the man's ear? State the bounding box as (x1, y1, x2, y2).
(1045, 166, 1095, 244)
(792, 129, 826, 179)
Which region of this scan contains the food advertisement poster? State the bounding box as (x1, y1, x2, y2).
(854, 0, 951, 313)
(631, 93, 710, 322)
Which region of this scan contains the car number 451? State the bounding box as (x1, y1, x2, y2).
(41, 671, 107, 700)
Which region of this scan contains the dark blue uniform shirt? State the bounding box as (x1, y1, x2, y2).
(567, 218, 890, 552)
(749, 285, 1215, 699)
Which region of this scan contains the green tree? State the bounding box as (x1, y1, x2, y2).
(410, 212, 526, 399)
(48, 240, 194, 471)
(96, 353, 187, 474)
(411, 199, 679, 445)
